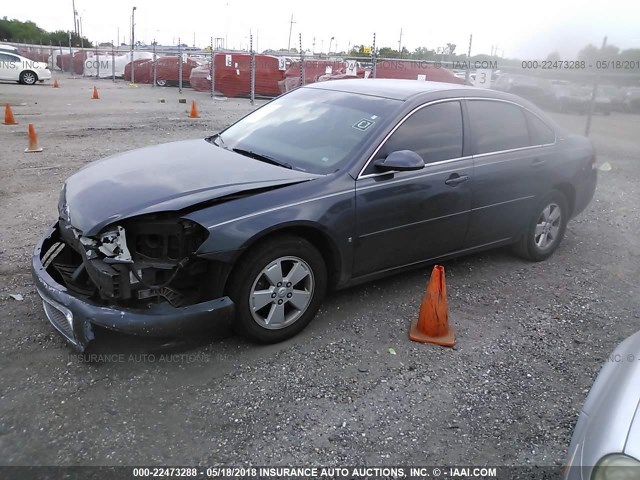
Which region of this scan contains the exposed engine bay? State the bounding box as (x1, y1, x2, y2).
(44, 214, 212, 308)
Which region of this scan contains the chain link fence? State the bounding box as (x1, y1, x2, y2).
(5, 33, 639, 134)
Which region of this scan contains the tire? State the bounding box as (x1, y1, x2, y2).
(512, 191, 569, 262)
(227, 235, 327, 343)
(20, 70, 37, 85)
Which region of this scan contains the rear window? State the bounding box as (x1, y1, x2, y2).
(0, 53, 19, 62)
(526, 111, 555, 145)
(467, 100, 530, 154)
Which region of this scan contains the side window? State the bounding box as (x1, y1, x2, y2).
(525, 110, 555, 145)
(370, 101, 463, 172)
(0, 53, 17, 62)
(467, 100, 530, 154)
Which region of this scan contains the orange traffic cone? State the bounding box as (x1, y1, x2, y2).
(25, 123, 43, 153)
(91, 86, 100, 99)
(409, 265, 455, 347)
(3, 104, 17, 125)
(189, 100, 200, 118)
(53, 79, 59, 88)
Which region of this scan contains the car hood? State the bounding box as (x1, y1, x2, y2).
(63, 139, 320, 236)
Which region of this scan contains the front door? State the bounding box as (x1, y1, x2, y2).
(353, 100, 472, 277)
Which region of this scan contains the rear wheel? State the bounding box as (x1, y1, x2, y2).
(20, 70, 37, 85)
(513, 191, 569, 261)
(227, 235, 327, 343)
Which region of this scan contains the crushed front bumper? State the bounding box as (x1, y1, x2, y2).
(31, 223, 235, 351)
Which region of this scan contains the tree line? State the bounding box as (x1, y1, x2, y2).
(0, 17, 93, 47)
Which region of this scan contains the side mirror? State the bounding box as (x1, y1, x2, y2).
(374, 150, 425, 172)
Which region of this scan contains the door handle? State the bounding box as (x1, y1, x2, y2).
(445, 174, 469, 186)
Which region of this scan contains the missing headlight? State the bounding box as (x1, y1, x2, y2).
(98, 226, 133, 264)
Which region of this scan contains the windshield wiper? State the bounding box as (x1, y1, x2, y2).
(232, 148, 293, 169)
(205, 133, 226, 148)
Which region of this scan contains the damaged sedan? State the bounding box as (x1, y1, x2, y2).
(33, 79, 597, 351)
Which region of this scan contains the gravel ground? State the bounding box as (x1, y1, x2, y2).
(0, 75, 639, 473)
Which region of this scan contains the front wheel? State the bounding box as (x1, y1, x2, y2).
(513, 191, 569, 261)
(227, 235, 327, 343)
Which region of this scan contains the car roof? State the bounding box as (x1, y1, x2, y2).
(303, 78, 564, 135)
(303, 78, 479, 101)
(0, 43, 19, 52)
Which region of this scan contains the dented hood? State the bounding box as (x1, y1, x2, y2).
(63, 139, 319, 236)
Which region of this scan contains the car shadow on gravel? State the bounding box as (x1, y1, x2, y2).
(297, 245, 524, 336)
(80, 246, 523, 359)
(82, 321, 236, 359)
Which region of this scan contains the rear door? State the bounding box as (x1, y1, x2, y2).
(463, 99, 554, 248)
(353, 100, 472, 277)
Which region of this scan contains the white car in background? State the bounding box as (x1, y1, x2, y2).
(0, 51, 52, 84)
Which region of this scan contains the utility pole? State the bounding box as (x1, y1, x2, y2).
(586, 36, 607, 136)
(465, 34, 473, 84)
(131, 6, 137, 84)
(287, 14, 296, 52)
(72, 0, 78, 37)
(398, 28, 403, 57)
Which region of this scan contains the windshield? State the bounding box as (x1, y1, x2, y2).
(217, 87, 401, 174)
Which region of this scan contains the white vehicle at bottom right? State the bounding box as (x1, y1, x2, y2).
(564, 330, 640, 479)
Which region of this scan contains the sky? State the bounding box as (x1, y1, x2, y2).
(4, 0, 640, 58)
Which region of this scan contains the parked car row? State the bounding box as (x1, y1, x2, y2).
(122, 56, 205, 87)
(189, 54, 464, 98)
(550, 83, 612, 115)
(493, 74, 640, 114)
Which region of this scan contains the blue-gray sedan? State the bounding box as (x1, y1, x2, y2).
(32, 79, 597, 350)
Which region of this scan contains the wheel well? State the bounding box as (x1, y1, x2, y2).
(552, 183, 575, 217)
(226, 226, 342, 292)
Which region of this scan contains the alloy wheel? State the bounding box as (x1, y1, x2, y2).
(534, 202, 562, 250)
(249, 256, 314, 330)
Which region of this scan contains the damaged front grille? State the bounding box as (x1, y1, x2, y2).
(42, 241, 97, 297)
(45, 215, 210, 308)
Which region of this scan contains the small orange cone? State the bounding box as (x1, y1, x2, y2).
(189, 100, 200, 118)
(409, 265, 455, 347)
(3, 104, 17, 125)
(91, 86, 100, 100)
(25, 123, 43, 153)
(53, 79, 59, 88)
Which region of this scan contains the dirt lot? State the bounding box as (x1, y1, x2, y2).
(0, 75, 639, 472)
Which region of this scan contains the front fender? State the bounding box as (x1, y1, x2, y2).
(184, 174, 355, 285)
